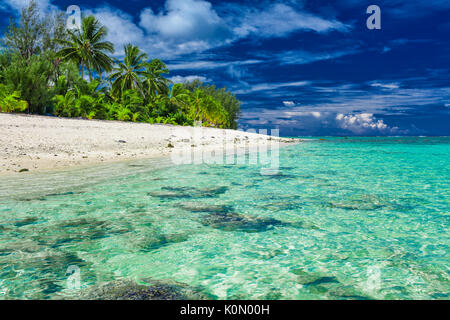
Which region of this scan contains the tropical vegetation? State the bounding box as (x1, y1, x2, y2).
(0, 1, 241, 129)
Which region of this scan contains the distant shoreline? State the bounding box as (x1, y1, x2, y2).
(0, 113, 298, 176)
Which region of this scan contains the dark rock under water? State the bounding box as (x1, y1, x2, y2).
(137, 233, 190, 252)
(201, 212, 283, 233)
(0, 249, 93, 299)
(177, 202, 234, 213)
(34, 217, 132, 248)
(149, 186, 229, 199)
(80, 279, 214, 300)
(14, 217, 39, 227)
(292, 269, 371, 300)
(15, 191, 85, 202)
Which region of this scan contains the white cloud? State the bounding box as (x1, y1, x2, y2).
(335, 113, 394, 134)
(167, 59, 261, 71)
(235, 81, 310, 94)
(275, 48, 359, 65)
(140, 0, 230, 41)
(233, 3, 350, 38)
(311, 111, 322, 119)
(3, 0, 56, 13)
(283, 101, 295, 107)
(137, 0, 234, 58)
(370, 82, 400, 90)
(169, 75, 210, 83)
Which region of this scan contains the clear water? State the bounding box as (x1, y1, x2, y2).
(0, 137, 449, 300)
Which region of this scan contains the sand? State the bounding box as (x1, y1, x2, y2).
(0, 113, 298, 175)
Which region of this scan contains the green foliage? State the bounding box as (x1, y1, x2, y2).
(182, 80, 240, 129)
(0, 1, 241, 129)
(0, 53, 54, 113)
(0, 84, 28, 113)
(53, 90, 77, 117)
(109, 44, 147, 98)
(57, 15, 114, 81)
(143, 59, 171, 98)
(3, 0, 46, 60)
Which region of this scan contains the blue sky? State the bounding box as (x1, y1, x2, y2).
(1, 0, 449, 136)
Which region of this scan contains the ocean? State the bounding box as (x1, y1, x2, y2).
(0, 137, 449, 299)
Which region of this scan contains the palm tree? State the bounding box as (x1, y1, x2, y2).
(109, 44, 147, 98)
(200, 95, 222, 125)
(57, 16, 114, 81)
(189, 89, 219, 124)
(166, 84, 189, 109)
(189, 88, 206, 123)
(143, 59, 171, 98)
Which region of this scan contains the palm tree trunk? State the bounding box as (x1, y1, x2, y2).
(81, 62, 85, 79)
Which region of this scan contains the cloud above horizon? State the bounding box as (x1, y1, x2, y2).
(3, 0, 351, 59)
(242, 110, 406, 136)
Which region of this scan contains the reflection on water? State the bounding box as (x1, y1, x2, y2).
(0, 137, 449, 300)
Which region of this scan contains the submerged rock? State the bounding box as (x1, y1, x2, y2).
(259, 201, 303, 211)
(149, 186, 228, 199)
(16, 190, 85, 202)
(0, 225, 12, 234)
(136, 233, 190, 252)
(328, 194, 406, 211)
(260, 173, 297, 180)
(201, 212, 283, 233)
(81, 279, 214, 300)
(148, 190, 181, 199)
(0, 239, 43, 256)
(243, 249, 285, 260)
(177, 202, 234, 213)
(293, 269, 340, 286)
(285, 220, 320, 230)
(329, 201, 384, 211)
(14, 217, 39, 227)
(45, 191, 78, 198)
(0, 248, 92, 299)
(35, 217, 131, 247)
(292, 268, 370, 300)
(327, 285, 371, 300)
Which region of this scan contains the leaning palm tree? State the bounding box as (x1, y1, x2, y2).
(57, 16, 114, 81)
(109, 44, 148, 98)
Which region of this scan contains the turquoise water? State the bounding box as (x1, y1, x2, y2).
(0, 137, 449, 300)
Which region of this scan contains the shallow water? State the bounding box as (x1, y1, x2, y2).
(0, 137, 449, 300)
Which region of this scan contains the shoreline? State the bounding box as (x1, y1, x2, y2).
(0, 113, 299, 176)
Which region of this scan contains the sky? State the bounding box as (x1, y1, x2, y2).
(0, 0, 449, 136)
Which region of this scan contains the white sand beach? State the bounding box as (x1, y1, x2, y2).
(0, 113, 297, 175)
